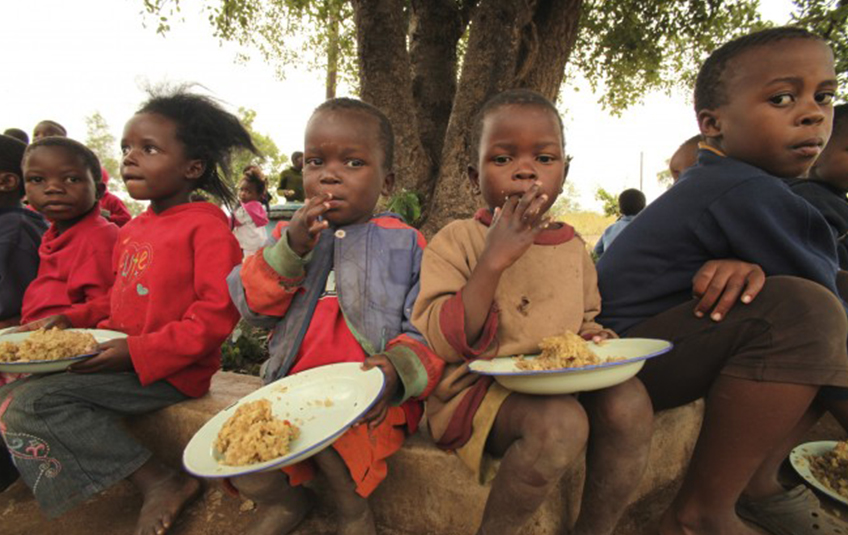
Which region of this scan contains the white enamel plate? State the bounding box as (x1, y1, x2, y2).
(0, 328, 128, 374)
(469, 338, 673, 395)
(183, 362, 386, 479)
(790, 441, 848, 506)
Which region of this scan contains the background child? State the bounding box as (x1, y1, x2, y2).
(2, 89, 249, 535)
(2, 129, 29, 145)
(19, 137, 117, 326)
(593, 188, 646, 257)
(277, 150, 304, 202)
(669, 134, 701, 183)
(32, 120, 67, 141)
(98, 168, 132, 227)
(231, 165, 269, 257)
(0, 135, 47, 329)
(596, 28, 848, 535)
(228, 98, 443, 535)
(790, 104, 848, 269)
(412, 89, 653, 535)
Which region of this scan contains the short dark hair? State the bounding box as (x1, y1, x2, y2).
(0, 135, 27, 196)
(290, 151, 303, 162)
(619, 188, 646, 216)
(23, 137, 102, 190)
(3, 128, 29, 145)
(470, 89, 565, 164)
(137, 88, 258, 209)
(833, 104, 848, 138)
(34, 120, 67, 137)
(312, 98, 394, 172)
(694, 27, 825, 112)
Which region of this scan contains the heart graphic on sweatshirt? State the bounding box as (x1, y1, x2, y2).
(119, 242, 153, 283)
(136, 284, 149, 296)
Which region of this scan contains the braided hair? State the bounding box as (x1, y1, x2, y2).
(137, 88, 258, 209)
(694, 27, 825, 112)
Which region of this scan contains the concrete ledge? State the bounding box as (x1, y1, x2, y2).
(129, 371, 704, 534)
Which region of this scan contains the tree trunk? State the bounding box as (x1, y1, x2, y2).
(325, 3, 339, 99)
(350, 0, 432, 197)
(408, 0, 467, 195)
(518, 0, 583, 101)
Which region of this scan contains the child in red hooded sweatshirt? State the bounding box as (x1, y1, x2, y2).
(98, 168, 132, 227)
(2, 90, 254, 535)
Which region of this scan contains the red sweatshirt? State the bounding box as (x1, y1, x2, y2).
(99, 193, 132, 227)
(65, 202, 242, 397)
(21, 207, 118, 324)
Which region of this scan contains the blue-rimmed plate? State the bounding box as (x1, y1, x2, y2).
(183, 362, 385, 478)
(790, 441, 848, 506)
(0, 328, 127, 374)
(469, 338, 672, 395)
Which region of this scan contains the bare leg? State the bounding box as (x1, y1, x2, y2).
(572, 378, 653, 535)
(477, 394, 589, 535)
(660, 376, 817, 535)
(230, 470, 312, 535)
(129, 457, 202, 535)
(313, 448, 376, 535)
(820, 397, 848, 435)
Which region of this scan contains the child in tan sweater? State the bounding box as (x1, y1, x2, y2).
(412, 89, 653, 535)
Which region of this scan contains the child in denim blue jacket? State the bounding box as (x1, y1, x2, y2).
(228, 98, 443, 535)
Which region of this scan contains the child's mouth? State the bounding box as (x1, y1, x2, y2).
(792, 140, 824, 158)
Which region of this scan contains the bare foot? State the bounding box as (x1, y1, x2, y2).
(134, 472, 202, 535)
(658, 507, 763, 535)
(245, 487, 313, 535)
(338, 506, 376, 535)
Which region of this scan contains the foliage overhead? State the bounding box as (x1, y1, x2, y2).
(792, 0, 848, 99)
(230, 107, 288, 197)
(595, 187, 620, 217)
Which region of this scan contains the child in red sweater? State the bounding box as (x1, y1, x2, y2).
(19, 137, 118, 326)
(2, 90, 255, 534)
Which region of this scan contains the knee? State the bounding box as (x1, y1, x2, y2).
(584, 378, 654, 433)
(521, 397, 589, 471)
(765, 276, 848, 352)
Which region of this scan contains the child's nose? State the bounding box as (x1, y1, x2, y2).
(514, 163, 537, 180)
(798, 100, 826, 126)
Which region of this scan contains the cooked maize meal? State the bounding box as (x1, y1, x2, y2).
(0, 328, 97, 363)
(215, 399, 299, 466)
(515, 331, 623, 371)
(809, 441, 848, 500)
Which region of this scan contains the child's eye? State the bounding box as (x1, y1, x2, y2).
(65, 176, 81, 183)
(304, 157, 322, 167)
(144, 145, 159, 154)
(493, 155, 511, 165)
(537, 155, 556, 164)
(25, 175, 43, 183)
(346, 159, 364, 168)
(120, 145, 130, 156)
(816, 92, 835, 105)
(769, 94, 794, 106)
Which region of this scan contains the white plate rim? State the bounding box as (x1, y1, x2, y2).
(469, 338, 673, 377)
(789, 440, 848, 506)
(0, 329, 128, 367)
(183, 362, 386, 479)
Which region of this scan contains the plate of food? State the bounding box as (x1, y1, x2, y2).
(790, 440, 848, 506)
(468, 333, 673, 395)
(183, 362, 385, 479)
(0, 328, 128, 373)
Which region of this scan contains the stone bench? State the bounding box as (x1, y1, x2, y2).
(128, 371, 705, 535)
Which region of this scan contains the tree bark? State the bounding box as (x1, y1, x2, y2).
(518, 0, 583, 101)
(421, 0, 536, 235)
(350, 0, 432, 195)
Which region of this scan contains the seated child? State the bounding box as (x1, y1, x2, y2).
(593, 188, 645, 257)
(412, 89, 653, 535)
(232, 165, 269, 257)
(1, 89, 249, 535)
(0, 135, 47, 329)
(669, 134, 701, 183)
(19, 137, 118, 326)
(790, 104, 848, 268)
(596, 27, 848, 535)
(32, 120, 67, 141)
(99, 168, 132, 227)
(228, 98, 443, 535)
(277, 151, 304, 202)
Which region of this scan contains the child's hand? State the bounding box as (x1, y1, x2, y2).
(69, 338, 134, 373)
(692, 259, 765, 322)
(583, 331, 613, 344)
(359, 355, 399, 429)
(14, 314, 72, 332)
(480, 183, 551, 273)
(287, 193, 332, 257)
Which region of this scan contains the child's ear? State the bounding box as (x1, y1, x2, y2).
(381, 172, 395, 197)
(697, 109, 722, 139)
(560, 159, 571, 193)
(185, 160, 206, 181)
(468, 165, 481, 195)
(95, 180, 106, 200)
(0, 172, 20, 194)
